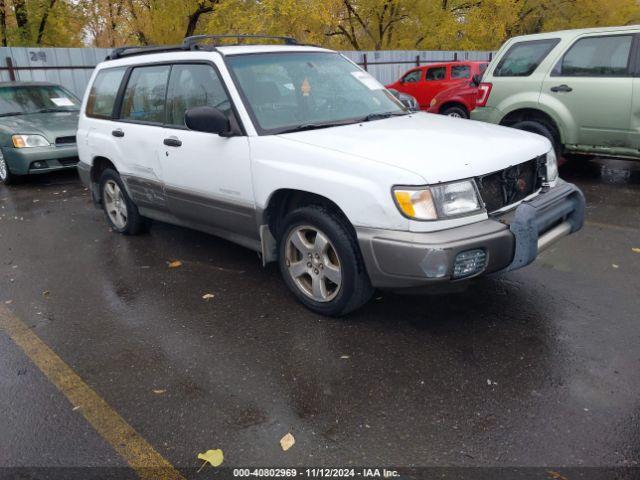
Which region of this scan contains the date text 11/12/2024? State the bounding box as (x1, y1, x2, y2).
(232, 468, 400, 478)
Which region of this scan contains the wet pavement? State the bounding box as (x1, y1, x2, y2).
(0, 158, 639, 475)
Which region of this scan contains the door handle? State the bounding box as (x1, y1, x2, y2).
(550, 84, 573, 93)
(163, 137, 182, 147)
(112, 129, 125, 138)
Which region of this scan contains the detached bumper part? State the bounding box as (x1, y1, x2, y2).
(506, 181, 585, 271)
(357, 181, 585, 289)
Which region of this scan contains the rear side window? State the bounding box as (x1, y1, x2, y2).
(166, 64, 231, 127)
(554, 35, 633, 77)
(426, 66, 446, 81)
(86, 67, 126, 118)
(402, 70, 421, 83)
(494, 39, 560, 77)
(120, 65, 170, 124)
(451, 65, 471, 79)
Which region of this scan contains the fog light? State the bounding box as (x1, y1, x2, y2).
(453, 249, 487, 279)
(31, 161, 48, 170)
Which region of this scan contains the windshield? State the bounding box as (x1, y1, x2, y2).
(0, 85, 80, 116)
(226, 52, 406, 134)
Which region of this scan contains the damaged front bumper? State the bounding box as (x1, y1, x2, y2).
(357, 181, 585, 289)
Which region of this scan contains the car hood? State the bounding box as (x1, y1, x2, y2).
(0, 111, 79, 143)
(278, 113, 551, 184)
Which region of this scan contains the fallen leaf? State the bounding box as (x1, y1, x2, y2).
(72, 406, 81, 411)
(280, 432, 295, 451)
(197, 449, 224, 471)
(43, 290, 51, 298)
(152, 389, 166, 395)
(168, 260, 182, 268)
(546, 471, 569, 480)
(632, 248, 640, 254)
(612, 264, 619, 269)
(202, 293, 216, 301)
(4, 300, 12, 305)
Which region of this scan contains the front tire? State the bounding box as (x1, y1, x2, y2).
(0, 149, 21, 185)
(278, 205, 373, 316)
(99, 169, 149, 235)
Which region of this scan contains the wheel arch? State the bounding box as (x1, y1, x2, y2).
(90, 156, 118, 204)
(500, 108, 564, 147)
(439, 101, 469, 116)
(262, 188, 354, 241)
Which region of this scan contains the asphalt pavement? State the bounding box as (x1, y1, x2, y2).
(0, 157, 638, 478)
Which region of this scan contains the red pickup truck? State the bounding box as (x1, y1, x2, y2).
(387, 61, 488, 113)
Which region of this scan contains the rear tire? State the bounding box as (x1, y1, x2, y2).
(441, 105, 468, 119)
(511, 120, 560, 155)
(278, 205, 373, 316)
(99, 168, 149, 235)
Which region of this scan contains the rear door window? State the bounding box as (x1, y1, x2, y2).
(86, 67, 126, 118)
(426, 66, 446, 81)
(451, 65, 471, 79)
(402, 70, 422, 83)
(554, 35, 633, 77)
(120, 65, 170, 124)
(494, 39, 560, 77)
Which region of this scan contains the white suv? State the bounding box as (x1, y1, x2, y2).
(77, 35, 585, 316)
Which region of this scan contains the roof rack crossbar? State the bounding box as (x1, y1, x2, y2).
(183, 34, 298, 50)
(106, 44, 184, 61)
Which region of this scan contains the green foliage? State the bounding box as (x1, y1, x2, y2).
(0, 0, 637, 49)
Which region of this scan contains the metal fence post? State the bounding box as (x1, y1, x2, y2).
(363, 53, 368, 71)
(415, 55, 420, 67)
(6, 57, 16, 81)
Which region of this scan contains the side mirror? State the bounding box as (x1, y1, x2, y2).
(185, 106, 230, 135)
(470, 74, 482, 87)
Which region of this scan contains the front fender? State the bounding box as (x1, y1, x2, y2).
(250, 136, 422, 231)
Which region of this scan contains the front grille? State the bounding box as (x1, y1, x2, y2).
(59, 157, 79, 166)
(55, 136, 76, 145)
(476, 157, 544, 213)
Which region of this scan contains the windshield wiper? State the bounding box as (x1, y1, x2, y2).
(361, 111, 410, 122)
(277, 121, 354, 134)
(0, 111, 24, 117)
(35, 108, 78, 114)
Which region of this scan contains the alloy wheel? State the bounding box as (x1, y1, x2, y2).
(103, 180, 128, 230)
(285, 225, 342, 302)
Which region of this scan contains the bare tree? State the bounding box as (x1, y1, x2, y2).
(37, 0, 58, 45)
(185, 0, 219, 38)
(0, 0, 7, 46)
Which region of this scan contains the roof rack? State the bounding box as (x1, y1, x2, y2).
(106, 45, 184, 61)
(105, 34, 300, 61)
(183, 34, 299, 50)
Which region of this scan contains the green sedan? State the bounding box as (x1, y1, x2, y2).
(0, 82, 80, 185)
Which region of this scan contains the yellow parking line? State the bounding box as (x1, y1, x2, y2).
(0, 305, 185, 480)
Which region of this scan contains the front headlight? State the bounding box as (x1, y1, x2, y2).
(545, 149, 559, 184)
(12, 134, 50, 148)
(393, 180, 482, 220)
